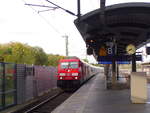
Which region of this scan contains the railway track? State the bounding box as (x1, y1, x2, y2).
(27, 92, 72, 113)
(14, 91, 72, 113)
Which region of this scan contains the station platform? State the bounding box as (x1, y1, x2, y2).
(52, 73, 150, 113)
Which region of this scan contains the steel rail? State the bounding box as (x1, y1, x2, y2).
(24, 91, 64, 113)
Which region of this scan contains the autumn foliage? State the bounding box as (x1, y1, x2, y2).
(0, 42, 65, 66)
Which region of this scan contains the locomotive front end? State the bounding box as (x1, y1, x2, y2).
(57, 59, 81, 89)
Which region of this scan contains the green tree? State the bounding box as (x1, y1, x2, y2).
(32, 47, 48, 65)
(47, 54, 65, 66)
(0, 42, 65, 66)
(0, 42, 35, 64)
(10, 42, 34, 64)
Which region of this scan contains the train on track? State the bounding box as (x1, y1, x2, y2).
(57, 57, 101, 90)
(0, 58, 101, 111)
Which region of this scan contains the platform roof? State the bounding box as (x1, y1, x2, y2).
(74, 2, 150, 58)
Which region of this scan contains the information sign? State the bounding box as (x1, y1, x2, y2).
(97, 55, 142, 62)
(99, 61, 130, 64)
(99, 47, 107, 56)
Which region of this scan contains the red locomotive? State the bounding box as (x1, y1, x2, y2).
(57, 57, 99, 90)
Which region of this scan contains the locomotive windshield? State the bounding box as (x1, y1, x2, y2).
(60, 62, 78, 69)
(60, 62, 69, 69)
(70, 62, 78, 69)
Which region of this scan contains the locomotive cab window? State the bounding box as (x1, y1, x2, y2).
(60, 62, 69, 69)
(60, 62, 78, 69)
(70, 62, 78, 69)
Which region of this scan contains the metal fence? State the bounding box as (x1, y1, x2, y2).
(34, 66, 57, 96)
(0, 63, 57, 111)
(0, 63, 17, 110)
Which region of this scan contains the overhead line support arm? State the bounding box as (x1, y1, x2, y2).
(45, 0, 77, 16)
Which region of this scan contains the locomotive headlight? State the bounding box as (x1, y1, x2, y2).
(72, 73, 78, 76)
(60, 77, 63, 79)
(75, 77, 78, 79)
(59, 73, 65, 76)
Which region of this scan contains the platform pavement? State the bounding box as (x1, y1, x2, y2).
(52, 73, 150, 113)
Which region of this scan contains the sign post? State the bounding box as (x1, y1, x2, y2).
(99, 43, 117, 88)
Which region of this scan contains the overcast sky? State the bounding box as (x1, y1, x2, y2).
(0, 0, 150, 63)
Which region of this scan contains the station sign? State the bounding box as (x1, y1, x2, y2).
(117, 61, 130, 64)
(99, 47, 107, 56)
(97, 55, 142, 62)
(99, 45, 115, 56)
(99, 61, 130, 64)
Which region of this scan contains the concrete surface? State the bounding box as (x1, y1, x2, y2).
(52, 73, 150, 113)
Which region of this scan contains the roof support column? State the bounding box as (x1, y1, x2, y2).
(116, 64, 119, 80)
(132, 54, 136, 72)
(112, 37, 117, 88)
(104, 64, 110, 80)
(100, 0, 106, 9)
(77, 0, 81, 20)
(100, 0, 106, 27)
(112, 56, 117, 87)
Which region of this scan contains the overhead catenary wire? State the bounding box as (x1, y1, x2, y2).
(38, 9, 55, 13)
(37, 14, 62, 35)
(21, 0, 63, 35)
(25, 3, 58, 13)
(25, 3, 58, 9)
(21, 0, 86, 57)
(22, 0, 76, 36)
(45, 0, 77, 16)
